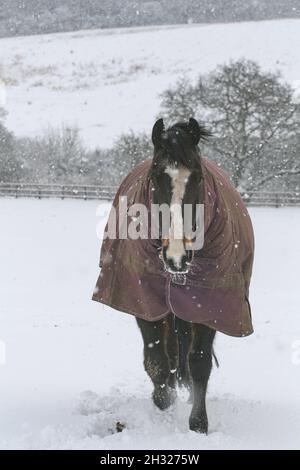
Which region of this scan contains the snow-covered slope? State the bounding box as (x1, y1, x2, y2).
(0, 18, 300, 148)
(0, 199, 299, 449)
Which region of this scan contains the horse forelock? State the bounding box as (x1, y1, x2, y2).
(162, 125, 192, 168)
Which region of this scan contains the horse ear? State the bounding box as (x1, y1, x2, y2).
(152, 118, 165, 147)
(188, 117, 212, 144)
(188, 117, 201, 145)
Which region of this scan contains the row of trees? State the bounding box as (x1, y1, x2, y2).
(0, 118, 152, 187)
(1, 60, 299, 193)
(1, 0, 300, 38)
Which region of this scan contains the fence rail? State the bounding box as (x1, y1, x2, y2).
(0, 183, 117, 201)
(0, 183, 300, 206)
(243, 192, 300, 207)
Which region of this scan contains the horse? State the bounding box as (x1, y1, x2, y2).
(93, 117, 254, 434)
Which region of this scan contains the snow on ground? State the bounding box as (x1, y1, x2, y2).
(0, 18, 300, 148)
(0, 198, 299, 449)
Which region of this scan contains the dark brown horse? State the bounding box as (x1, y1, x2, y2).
(136, 118, 216, 434)
(93, 117, 254, 434)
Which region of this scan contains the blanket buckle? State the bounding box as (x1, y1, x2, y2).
(171, 273, 187, 286)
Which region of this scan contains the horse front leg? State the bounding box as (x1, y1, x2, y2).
(136, 315, 176, 410)
(189, 324, 216, 434)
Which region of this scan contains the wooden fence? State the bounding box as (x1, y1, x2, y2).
(242, 191, 300, 207)
(0, 183, 299, 207)
(0, 183, 117, 201)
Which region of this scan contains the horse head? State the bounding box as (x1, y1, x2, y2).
(149, 117, 211, 274)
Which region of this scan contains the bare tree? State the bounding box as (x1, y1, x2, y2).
(0, 107, 20, 182)
(159, 60, 300, 192)
(109, 131, 152, 184)
(14, 126, 89, 184)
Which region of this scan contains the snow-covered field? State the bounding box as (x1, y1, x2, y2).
(1, 18, 300, 148)
(0, 198, 299, 449)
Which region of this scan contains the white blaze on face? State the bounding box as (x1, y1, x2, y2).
(164, 166, 191, 269)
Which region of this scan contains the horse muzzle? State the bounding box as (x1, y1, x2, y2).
(159, 237, 194, 274)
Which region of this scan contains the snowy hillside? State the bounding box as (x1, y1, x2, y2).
(0, 199, 299, 449)
(0, 18, 300, 148)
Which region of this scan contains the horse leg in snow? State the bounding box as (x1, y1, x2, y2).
(174, 317, 193, 391)
(164, 314, 179, 389)
(136, 314, 177, 410)
(188, 324, 216, 434)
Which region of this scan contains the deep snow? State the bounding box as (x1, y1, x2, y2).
(0, 18, 300, 148)
(0, 199, 299, 449)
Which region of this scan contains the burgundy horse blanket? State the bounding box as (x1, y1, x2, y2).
(92, 157, 254, 337)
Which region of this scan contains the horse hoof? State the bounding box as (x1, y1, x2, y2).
(189, 415, 208, 434)
(152, 386, 176, 410)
